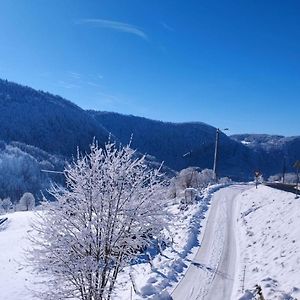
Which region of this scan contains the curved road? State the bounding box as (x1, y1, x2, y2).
(171, 185, 251, 300)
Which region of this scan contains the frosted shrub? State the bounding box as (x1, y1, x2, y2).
(218, 176, 232, 184)
(28, 140, 168, 300)
(1, 197, 12, 212)
(18, 192, 35, 211)
(268, 174, 281, 182)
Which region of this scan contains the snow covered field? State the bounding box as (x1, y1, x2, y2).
(0, 212, 38, 300)
(233, 185, 300, 300)
(1, 185, 300, 300)
(0, 185, 221, 300)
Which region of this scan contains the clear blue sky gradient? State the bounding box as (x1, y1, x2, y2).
(0, 0, 299, 136)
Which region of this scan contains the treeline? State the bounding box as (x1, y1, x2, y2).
(88, 111, 256, 179)
(0, 192, 35, 213)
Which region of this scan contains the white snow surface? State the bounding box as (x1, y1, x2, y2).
(113, 184, 228, 299)
(0, 185, 223, 300)
(233, 185, 300, 300)
(1, 185, 300, 300)
(241, 141, 251, 145)
(171, 184, 251, 300)
(0, 211, 38, 300)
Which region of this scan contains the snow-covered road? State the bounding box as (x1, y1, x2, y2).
(171, 184, 251, 300)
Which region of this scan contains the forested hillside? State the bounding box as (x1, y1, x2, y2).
(88, 111, 257, 179)
(0, 78, 299, 201)
(231, 134, 300, 175)
(0, 140, 65, 202)
(0, 79, 109, 156)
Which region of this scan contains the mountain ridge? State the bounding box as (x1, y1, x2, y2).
(0, 79, 109, 156)
(0, 78, 299, 183)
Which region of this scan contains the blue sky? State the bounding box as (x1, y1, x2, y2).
(0, 0, 299, 136)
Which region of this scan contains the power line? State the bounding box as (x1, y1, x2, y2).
(41, 169, 64, 174)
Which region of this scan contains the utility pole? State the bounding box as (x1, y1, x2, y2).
(294, 160, 300, 199)
(213, 128, 229, 182)
(282, 157, 286, 184)
(213, 128, 220, 182)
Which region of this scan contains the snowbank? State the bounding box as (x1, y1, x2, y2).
(0, 184, 227, 300)
(233, 185, 300, 300)
(114, 184, 228, 299)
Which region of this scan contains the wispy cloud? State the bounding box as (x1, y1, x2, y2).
(97, 91, 120, 105)
(160, 22, 174, 32)
(57, 80, 81, 89)
(86, 81, 102, 88)
(77, 19, 148, 41)
(68, 71, 81, 79)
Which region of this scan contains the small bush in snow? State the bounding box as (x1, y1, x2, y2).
(198, 169, 215, 187)
(268, 173, 298, 184)
(268, 174, 281, 182)
(18, 192, 35, 211)
(285, 173, 298, 184)
(170, 167, 215, 201)
(218, 176, 232, 184)
(1, 197, 12, 212)
(177, 167, 201, 189)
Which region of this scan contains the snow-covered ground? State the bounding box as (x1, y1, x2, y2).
(0, 185, 222, 300)
(114, 184, 227, 299)
(0, 211, 38, 300)
(233, 185, 300, 300)
(1, 185, 300, 300)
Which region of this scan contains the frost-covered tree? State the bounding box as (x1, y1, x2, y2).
(197, 169, 214, 188)
(171, 167, 215, 196)
(29, 140, 167, 300)
(267, 174, 281, 182)
(2, 197, 12, 212)
(218, 176, 232, 184)
(18, 192, 35, 211)
(169, 168, 216, 206)
(284, 173, 298, 184)
(176, 167, 200, 190)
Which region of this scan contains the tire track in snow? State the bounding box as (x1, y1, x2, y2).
(171, 185, 251, 300)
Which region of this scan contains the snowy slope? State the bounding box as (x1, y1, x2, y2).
(0, 212, 38, 300)
(233, 185, 300, 300)
(2, 185, 299, 300)
(0, 186, 220, 300)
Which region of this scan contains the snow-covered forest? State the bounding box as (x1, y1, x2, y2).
(0, 140, 64, 203)
(0, 138, 233, 300)
(1, 79, 299, 188)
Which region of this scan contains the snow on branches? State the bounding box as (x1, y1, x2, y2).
(28, 140, 168, 300)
